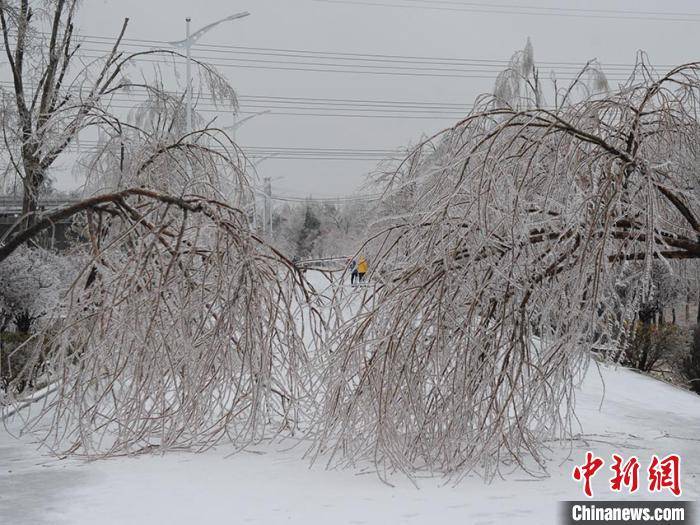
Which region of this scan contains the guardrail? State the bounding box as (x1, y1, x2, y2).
(0, 197, 79, 215)
(295, 256, 351, 272)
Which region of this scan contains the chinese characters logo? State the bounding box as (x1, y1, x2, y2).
(573, 452, 681, 498)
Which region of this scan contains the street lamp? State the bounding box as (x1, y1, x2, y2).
(224, 109, 271, 142)
(168, 12, 250, 136)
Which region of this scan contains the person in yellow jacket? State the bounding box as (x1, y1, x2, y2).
(357, 255, 368, 283)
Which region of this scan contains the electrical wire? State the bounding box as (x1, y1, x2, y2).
(312, 0, 700, 23)
(70, 140, 404, 162)
(76, 47, 651, 82)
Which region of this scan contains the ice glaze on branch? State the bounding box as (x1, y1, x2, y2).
(310, 59, 700, 481)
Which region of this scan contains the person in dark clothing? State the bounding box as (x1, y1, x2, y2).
(349, 258, 358, 285)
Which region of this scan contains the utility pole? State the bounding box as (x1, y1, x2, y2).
(251, 191, 258, 231)
(264, 177, 272, 235)
(185, 18, 192, 137)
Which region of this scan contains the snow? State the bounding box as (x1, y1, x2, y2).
(1, 364, 698, 525)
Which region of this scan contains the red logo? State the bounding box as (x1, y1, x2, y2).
(648, 454, 681, 497)
(573, 451, 604, 498)
(573, 453, 682, 498)
(610, 454, 640, 493)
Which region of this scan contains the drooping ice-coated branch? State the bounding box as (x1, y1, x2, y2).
(310, 59, 700, 481)
(0, 74, 323, 451)
(3, 181, 323, 456)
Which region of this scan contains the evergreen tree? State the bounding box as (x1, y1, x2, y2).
(296, 202, 321, 257)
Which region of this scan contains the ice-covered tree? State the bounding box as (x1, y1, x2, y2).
(315, 200, 373, 258)
(311, 58, 700, 481)
(494, 38, 609, 110)
(295, 203, 322, 258)
(615, 261, 683, 324)
(0, 1, 319, 458)
(0, 0, 236, 227)
(269, 199, 371, 260)
(0, 245, 75, 333)
(493, 37, 542, 109)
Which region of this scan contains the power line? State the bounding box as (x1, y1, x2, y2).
(0, 83, 473, 119)
(397, 0, 700, 18)
(71, 37, 666, 80)
(5, 29, 681, 80)
(79, 51, 640, 81)
(79, 42, 655, 79)
(268, 191, 382, 203)
(76, 38, 645, 72)
(95, 95, 474, 115)
(239, 94, 469, 109)
(100, 104, 468, 121)
(74, 34, 675, 70)
(312, 0, 700, 23)
(75, 141, 402, 156)
(70, 140, 404, 162)
(6, 31, 672, 82)
(273, 185, 382, 200)
(0, 80, 473, 110)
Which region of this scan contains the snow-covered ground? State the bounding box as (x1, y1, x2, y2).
(1, 364, 698, 525)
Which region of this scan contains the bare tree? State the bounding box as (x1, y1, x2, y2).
(0, 0, 236, 227)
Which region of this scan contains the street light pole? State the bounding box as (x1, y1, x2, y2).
(185, 17, 193, 136)
(229, 110, 271, 142)
(168, 12, 251, 137)
(264, 177, 272, 235)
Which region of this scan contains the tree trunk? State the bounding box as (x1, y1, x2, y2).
(21, 158, 44, 230)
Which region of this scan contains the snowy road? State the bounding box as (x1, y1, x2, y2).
(1, 365, 698, 525)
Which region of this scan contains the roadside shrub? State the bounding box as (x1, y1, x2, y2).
(0, 246, 76, 334)
(623, 322, 684, 373)
(0, 331, 31, 393)
(683, 325, 700, 395)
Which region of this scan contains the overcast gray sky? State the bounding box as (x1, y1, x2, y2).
(69, 0, 700, 198)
